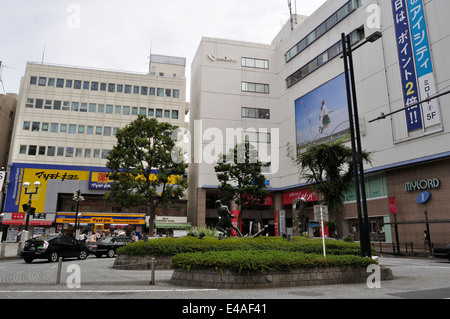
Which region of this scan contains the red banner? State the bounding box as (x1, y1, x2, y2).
(230, 210, 241, 236)
(282, 189, 318, 204)
(389, 197, 397, 214)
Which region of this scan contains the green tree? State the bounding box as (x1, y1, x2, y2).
(295, 142, 371, 238)
(215, 142, 269, 232)
(105, 115, 188, 238)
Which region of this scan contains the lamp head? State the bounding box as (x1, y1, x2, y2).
(366, 31, 382, 43)
(23, 182, 30, 187)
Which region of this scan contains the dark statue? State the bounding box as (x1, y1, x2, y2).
(215, 200, 243, 237)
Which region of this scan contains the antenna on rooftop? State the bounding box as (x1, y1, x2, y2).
(287, 0, 298, 30)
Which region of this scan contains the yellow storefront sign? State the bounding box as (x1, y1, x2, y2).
(56, 213, 145, 225)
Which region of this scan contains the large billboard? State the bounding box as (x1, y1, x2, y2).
(294, 73, 350, 154)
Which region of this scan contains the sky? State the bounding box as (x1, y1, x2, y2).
(0, 0, 327, 98)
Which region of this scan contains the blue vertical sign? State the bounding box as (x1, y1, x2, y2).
(406, 0, 441, 128)
(392, 0, 423, 132)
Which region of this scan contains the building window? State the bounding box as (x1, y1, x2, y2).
(98, 104, 105, 113)
(141, 86, 148, 95)
(91, 82, 99, 91)
(60, 124, 67, 133)
(85, 149, 91, 158)
(100, 83, 107, 91)
(164, 110, 170, 118)
(38, 146, 46, 155)
(115, 105, 121, 114)
(57, 147, 64, 156)
(89, 103, 96, 112)
(23, 121, 30, 130)
(139, 107, 146, 116)
(101, 149, 110, 159)
(125, 85, 132, 94)
(123, 106, 130, 115)
(148, 108, 154, 117)
(80, 103, 87, 112)
(48, 78, 55, 86)
(173, 89, 180, 98)
(28, 145, 37, 156)
(93, 149, 100, 158)
(44, 100, 52, 109)
(50, 123, 58, 133)
(19, 145, 27, 154)
(87, 126, 93, 135)
(78, 125, 85, 134)
(66, 80, 73, 88)
(157, 88, 164, 97)
(31, 122, 40, 132)
(242, 107, 270, 119)
(96, 126, 102, 135)
(42, 123, 49, 132)
(156, 109, 162, 118)
(69, 124, 76, 134)
(53, 100, 61, 110)
(150, 87, 156, 95)
(106, 104, 113, 114)
(242, 82, 269, 94)
(108, 83, 115, 92)
(71, 102, 79, 112)
(242, 57, 269, 69)
(165, 89, 171, 97)
(47, 146, 56, 157)
(133, 86, 139, 94)
(76, 148, 83, 157)
(172, 110, 179, 119)
(26, 98, 34, 108)
(56, 78, 64, 88)
(30, 77, 37, 85)
(104, 127, 112, 136)
(83, 81, 90, 89)
(132, 107, 138, 115)
(35, 99, 43, 109)
(66, 147, 74, 157)
(117, 84, 123, 92)
(74, 80, 81, 89)
(38, 77, 46, 86)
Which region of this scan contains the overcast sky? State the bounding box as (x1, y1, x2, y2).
(0, 0, 326, 97)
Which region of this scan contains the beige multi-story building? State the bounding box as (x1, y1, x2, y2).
(0, 93, 17, 169)
(2, 55, 189, 237)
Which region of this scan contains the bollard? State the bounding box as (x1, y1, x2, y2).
(405, 242, 408, 255)
(150, 258, 155, 285)
(56, 257, 63, 285)
(16, 242, 23, 256)
(410, 242, 414, 255)
(0, 242, 6, 257)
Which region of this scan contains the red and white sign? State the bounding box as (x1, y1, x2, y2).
(282, 189, 318, 205)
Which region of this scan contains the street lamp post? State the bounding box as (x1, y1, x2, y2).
(341, 31, 382, 257)
(73, 190, 84, 239)
(23, 181, 41, 241)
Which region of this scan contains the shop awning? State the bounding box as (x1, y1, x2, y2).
(155, 222, 191, 229)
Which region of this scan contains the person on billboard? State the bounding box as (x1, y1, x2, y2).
(319, 100, 333, 134)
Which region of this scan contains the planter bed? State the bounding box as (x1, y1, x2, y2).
(170, 266, 394, 289)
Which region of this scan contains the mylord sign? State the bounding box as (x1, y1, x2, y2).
(405, 178, 440, 192)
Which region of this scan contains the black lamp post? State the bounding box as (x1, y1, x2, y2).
(23, 181, 41, 233)
(341, 31, 382, 257)
(73, 190, 84, 239)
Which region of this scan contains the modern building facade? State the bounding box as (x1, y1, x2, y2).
(189, 0, 450, 247)
(2, 55, 189, 238)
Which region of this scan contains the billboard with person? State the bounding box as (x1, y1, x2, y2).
(294, 73, 350, 154)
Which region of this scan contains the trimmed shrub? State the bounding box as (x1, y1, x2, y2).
(171, 250, 377, 273)
(117, 236, 374, 257)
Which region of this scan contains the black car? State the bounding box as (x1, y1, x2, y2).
(21, 235, 89, 263)
(433, 244, 450, 261)
(88, 236, 134, 258)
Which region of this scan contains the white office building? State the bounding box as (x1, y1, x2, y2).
(188, 0, 450, 246)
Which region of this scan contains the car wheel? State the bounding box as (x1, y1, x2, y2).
(24, 258, 33, 263)
(78, 250, 88, 260)
(107, 249, 115, 258)
(48, 251, 59, 262)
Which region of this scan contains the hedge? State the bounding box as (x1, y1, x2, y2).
(171, 250, 378, 273)
(116, 236, 375, 257)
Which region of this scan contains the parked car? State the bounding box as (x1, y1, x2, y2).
(20, 235, 89, 263)
(433, 244, 450, 261)
(88, 236, 134, 258)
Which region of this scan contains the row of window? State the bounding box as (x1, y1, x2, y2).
(285, 0, 362, 62)
(29, 76, 181, 98)
(20, 144, 111, 159)
(241, 82, 270, 94)
(241, 107, 270, 119)
(23, 121, 120, 136)
(241, 57, 269, 69)
(286, 28, 364, 88)
(25, 98, 179, 119)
